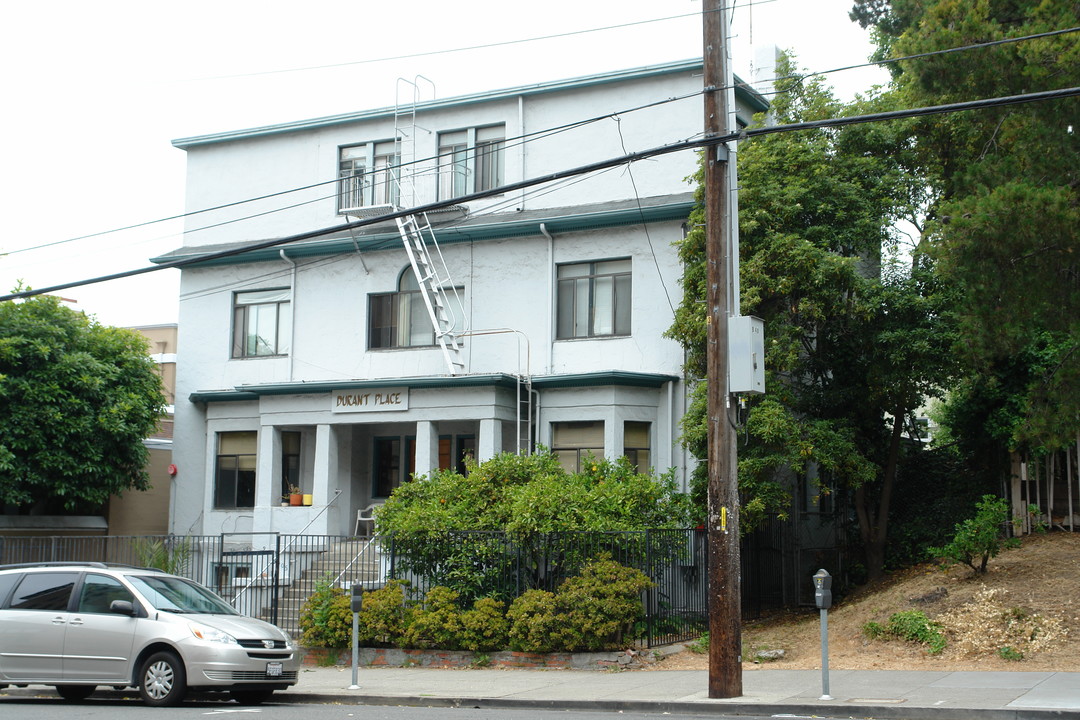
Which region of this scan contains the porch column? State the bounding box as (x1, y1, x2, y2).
(415, 420, 439, 476)
(605, 411, 620, 462)
(479, 418, 502, 461)
(313, 424, 339, 529)
(254, 426, 280, 535)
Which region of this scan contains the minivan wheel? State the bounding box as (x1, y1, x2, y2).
(230, 689, 275, 705)
(56, 685, 95, 701)
(138, 651, 187, 707)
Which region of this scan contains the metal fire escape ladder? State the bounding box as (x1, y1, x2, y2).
(393, 77, 466, 375)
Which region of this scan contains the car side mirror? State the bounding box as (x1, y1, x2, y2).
(110, 599, 137, 616)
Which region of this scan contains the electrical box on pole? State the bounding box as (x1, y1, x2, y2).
(728, 316, 765, 394)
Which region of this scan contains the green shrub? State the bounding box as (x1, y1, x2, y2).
(929, 495, 1019, 575)
(401, 586, 464, 650)
(460, 597, 509, 652)
(687, 632, 709, 654)
(506, 589, 561, 652)
(861, 620, 887, 640)
(885, 610, 947, 654)
(357, 580, 413, 646)
(299, 579, 353, 649)
(506, 557, 653, 652)
(998, 645, 1024, 661)
(551, 557, 654, 651)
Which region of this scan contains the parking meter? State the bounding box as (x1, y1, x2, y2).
(349, 584, 363, 689)
(351, 583, 364, 613)
(812, 569, 833, 700)
(813, 569, 832, 609)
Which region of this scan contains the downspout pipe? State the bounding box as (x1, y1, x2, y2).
(280, 249, 297, 381)
(540, 222, 554, 375)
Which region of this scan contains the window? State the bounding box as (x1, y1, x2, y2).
(437, 125, 505, 200)
(215, 431, 257, 509)
(281, 431, 301, 499)
(552, 421, 604, 473)
(439, 434, 476, 475)
(369, 270, 464, 349)
(556, 259, 632, 339)
(338, 140, 399, 211)
(374, 436, 416, 497)
(10, 572, 77, 611)
(232, 289, 291, 358)
(623, 421, 651, 473)
(77, 574, 134, 614)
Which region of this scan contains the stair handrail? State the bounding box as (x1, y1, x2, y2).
(331, 534, 384, 589)
(232, 489, 343, 605)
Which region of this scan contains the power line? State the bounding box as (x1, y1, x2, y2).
(5, 88, 706, 258)
(193, 10, 713, 80)
(5, 83, 1077, 304)
(12, 21, 1075, 259)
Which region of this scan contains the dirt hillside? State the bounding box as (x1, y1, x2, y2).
(650, 531, 1080, 672)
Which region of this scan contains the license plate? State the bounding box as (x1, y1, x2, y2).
(266, 662, 282, 677)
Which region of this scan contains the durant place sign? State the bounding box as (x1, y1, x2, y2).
(332, 387, 409, 413)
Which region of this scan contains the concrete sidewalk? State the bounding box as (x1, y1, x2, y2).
(279, 665, 1080, 719)
(4, 666, 1079, 718)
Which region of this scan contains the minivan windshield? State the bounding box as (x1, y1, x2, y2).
(129, 575, 240, 615)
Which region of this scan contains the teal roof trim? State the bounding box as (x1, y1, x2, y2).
(154, 199, 694, 268)
(189, 371, 678, 403)
(173, 59, 767, 149)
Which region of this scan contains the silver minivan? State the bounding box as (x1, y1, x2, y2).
(0, 562, 299, 706)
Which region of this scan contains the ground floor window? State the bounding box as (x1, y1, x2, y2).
(623, 421, 651, 473)
(552, 421, 604, 473)
(281, 431, 301, 499)
(374, 436, 416, 498)
(439, 434, 476, 474)
(215, 431, 257, 509)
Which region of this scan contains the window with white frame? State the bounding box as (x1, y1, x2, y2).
(623, 421, 651, 473)
(368, 269, 465, 349)
(215, 431, 257, 509)
(232, 289, 291, 358)
(338, 140, 399, 211)
(552, 421, 604, 473)
(437, 125, 505, 200)
(556, 259, 632, 339)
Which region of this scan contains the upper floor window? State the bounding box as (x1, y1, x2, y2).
(556, 259, 631, 339)
(437, 125, 505, 200)
(369, 270, 464, 349)
(232, 289, 291, 358)
(339, 140, 399, 211)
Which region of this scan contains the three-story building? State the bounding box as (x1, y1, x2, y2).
(157, 59, 768, 538)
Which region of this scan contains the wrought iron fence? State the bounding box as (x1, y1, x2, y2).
(0, 526, 793, 648)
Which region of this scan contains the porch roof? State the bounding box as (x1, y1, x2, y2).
(188, 370, 679, 404)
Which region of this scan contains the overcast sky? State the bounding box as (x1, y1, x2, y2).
(0, 0, 887, 327)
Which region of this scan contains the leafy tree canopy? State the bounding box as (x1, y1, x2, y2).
(0, 293, 167, 512)
(669, 54, 955, 577)
(375, 450, 693, 536)
(853, 0, 1080, 450)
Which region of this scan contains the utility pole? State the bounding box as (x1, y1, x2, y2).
(703, 0, 742, 699)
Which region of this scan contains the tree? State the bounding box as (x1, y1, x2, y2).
(0, 293, 167, 512)
(669, 54, 954, 579)
(852, 0, 1080, 451)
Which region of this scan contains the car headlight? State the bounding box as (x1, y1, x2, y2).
(189, 623, 238, 644)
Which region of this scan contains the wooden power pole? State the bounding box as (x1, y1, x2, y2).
(703, 0, 742, 699)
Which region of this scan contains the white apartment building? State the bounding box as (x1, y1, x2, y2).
(158, 59, 768, 538)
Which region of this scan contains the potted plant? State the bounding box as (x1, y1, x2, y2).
(287, 485, 303, 506)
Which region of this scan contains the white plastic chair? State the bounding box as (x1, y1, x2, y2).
(354, 503, 379, 536)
